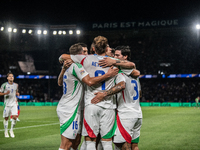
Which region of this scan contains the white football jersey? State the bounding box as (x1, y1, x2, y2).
(71, 54, 126, 109)
(0, 82, 18, 106)
(116, 70, 142, 119)
(57, 63, 88, 117)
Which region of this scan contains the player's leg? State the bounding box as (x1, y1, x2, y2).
(82, 104, 100, 149)
(131, 118, 142, 150)
(17, 105, 20, 121)
(9, 105, 18, 138)
(3, 106, 10, 138)
(100, 108, 116, 150)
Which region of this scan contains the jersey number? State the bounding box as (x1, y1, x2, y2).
(72, 121, 78, 130)
(131, 80, 139, 100)
(95, 70, 105, 90)
(63, 81, 67, 94)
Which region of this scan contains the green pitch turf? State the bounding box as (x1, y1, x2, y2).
(0, 106, 200, 150)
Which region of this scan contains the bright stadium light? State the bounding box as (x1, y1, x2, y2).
(69, 30, 73, 35)
(63, 31, 66, 35)
(58, 31, 62, 35)
(196, 24, 200, 30)
(1, 27, 4, 31)
(43, 30, 47, 35)
(22, 29, 26, 33)
(28, 30, 33, 34)
(37, 30, 42, 35)
(8, 27, 12, 32)
(76, 30, 80, 34)
(13, 28, 17, 33)
(53, 31, 57, 35)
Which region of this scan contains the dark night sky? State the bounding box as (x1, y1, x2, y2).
(0, 0, 200, 24)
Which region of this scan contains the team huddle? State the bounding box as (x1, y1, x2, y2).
(57, 36, 143, 150)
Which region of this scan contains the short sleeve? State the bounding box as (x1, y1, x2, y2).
(71, 55, 87, 64)
(115, 73, 126, 84)
(72, 63, 89, 81)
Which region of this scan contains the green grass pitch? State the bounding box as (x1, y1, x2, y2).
(0, 106, 200, 150)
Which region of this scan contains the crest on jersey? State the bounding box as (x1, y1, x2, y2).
(80, 70, 85, 75)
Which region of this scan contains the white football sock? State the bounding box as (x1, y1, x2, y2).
(101, 141, 113, 150)
(80, 140, 86, 150)
(86, 141, 96, 150)
(11, 119, 17, 131)
(3, 120, 8, 131)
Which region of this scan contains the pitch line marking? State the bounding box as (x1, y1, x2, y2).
(0, 122, 59, 131)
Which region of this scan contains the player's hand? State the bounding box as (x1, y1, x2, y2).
(59, 56, 64, 64)
(63, 59, 73, 69)
(91, 92, 106, 104)
(98, 57, 116, 68)
(16, 92, 20, 96)
(5, 90, 10, 95)
(107, 66, 119, 77)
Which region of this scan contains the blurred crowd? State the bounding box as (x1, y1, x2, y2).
(0, 28, 200, 102)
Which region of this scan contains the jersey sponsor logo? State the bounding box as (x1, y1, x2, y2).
(80, 70, 85, 75)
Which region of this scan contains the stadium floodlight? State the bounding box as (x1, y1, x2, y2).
(43, 30, 47, 35)
(13, 28, 17, 33)
(196, 24, 200, 30)
(53, 31, 57, 35)
(1, 27, 4, 31)
(76, 30, 80, 34)
(58, 31, 62, 35)
(69, 30, 73, 35)
(63, 31, 66, 35)
(27, 72, 31, 75)
(8, 27, 12, 32)
(28, 30, 33, 34)
(37, 30, 42, 35)
(22, 29, 26, 33)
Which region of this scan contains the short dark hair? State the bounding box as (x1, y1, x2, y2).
(69, 44, 83, 55)
(78, 43, 87, 48)
(115, 46, 131, 60)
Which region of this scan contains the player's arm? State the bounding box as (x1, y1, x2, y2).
(130, 69, 140, 78)
(91, 81, 126, 104)
(16, 84, 20, 96)
(59, 54, 73, 64)
(82, 66, 119, 87)
(58, 60, 72, 86)
(98, 57, 135, 69)
(0, 91, 10, 96)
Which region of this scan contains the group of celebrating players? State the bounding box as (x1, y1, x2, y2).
(57, 35, 143, 150)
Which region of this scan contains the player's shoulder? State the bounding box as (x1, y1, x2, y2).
(1, 82, 7, 87)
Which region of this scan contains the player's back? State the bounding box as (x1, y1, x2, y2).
(57, 63, 86, 116)
(116, 75, 142, 118)
(71, 54, 117, 109)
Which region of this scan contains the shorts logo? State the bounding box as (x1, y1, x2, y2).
(80, 70, 85, 75)
(73, 130, 77, 137)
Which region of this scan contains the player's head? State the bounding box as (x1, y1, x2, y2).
(77, 43, 88, 55)
(114, 46, 131, 61)
(7, 72, 14, 82)
(69, 43, 84, 55)
(93, 36, 108, 55)
(106, 46, 115, 57)
(90, 42, 96, 54)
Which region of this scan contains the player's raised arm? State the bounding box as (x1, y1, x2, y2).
(59, 54, 73, 64)
(82, 66, 119, 87)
